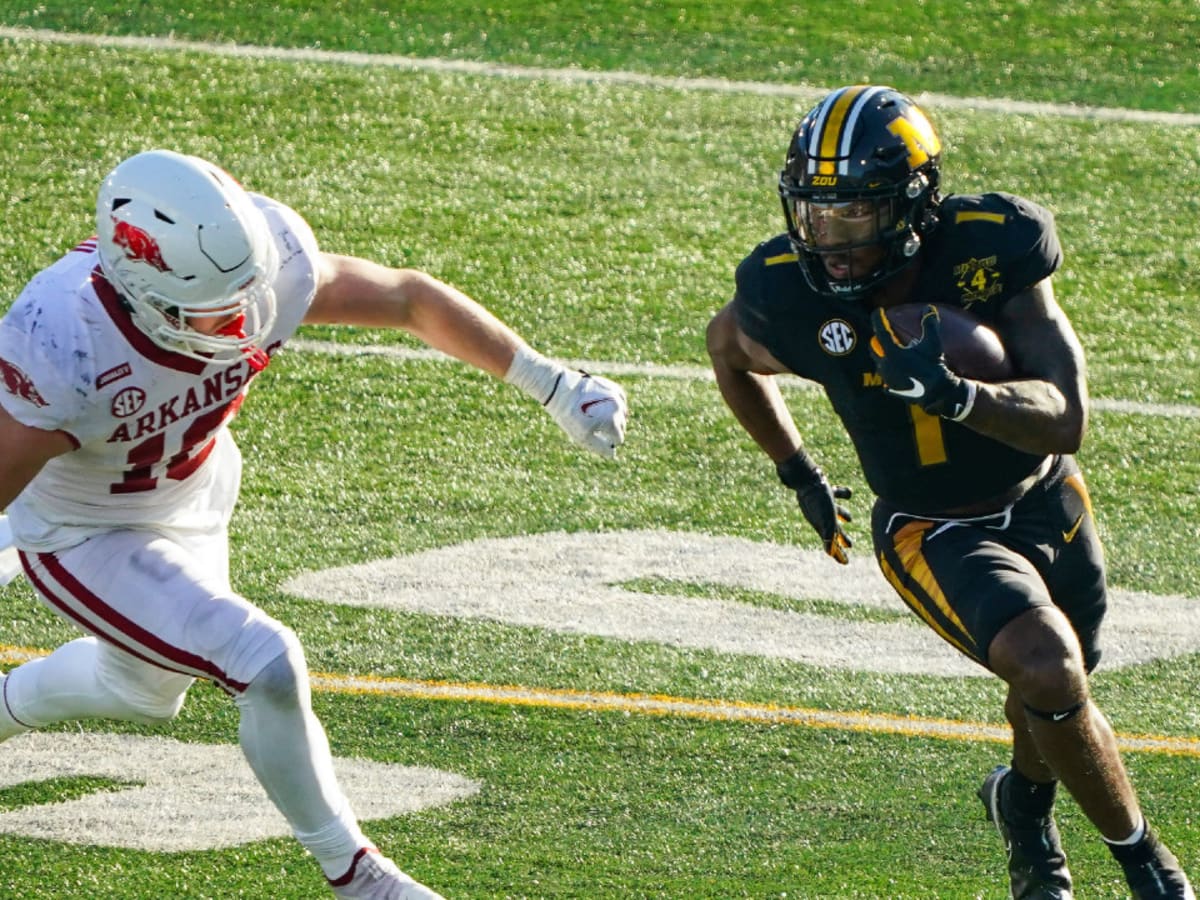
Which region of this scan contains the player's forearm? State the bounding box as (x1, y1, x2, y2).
(714, 366, 805, 463)
(310, 256, 522, 378)
(0, 408, 72, 510)
(962, 378, 1086, 455)
(397, 272, 523, 379)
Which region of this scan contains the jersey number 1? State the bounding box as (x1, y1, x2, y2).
(911, 404, 948, 466)
(111, 398, 243, 494)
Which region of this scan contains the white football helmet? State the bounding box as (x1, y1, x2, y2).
(95, 149, 279, 365)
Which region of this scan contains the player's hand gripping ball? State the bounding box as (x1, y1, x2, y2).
(870, 304, 1011, 421)
(873, 303, 1011, 380)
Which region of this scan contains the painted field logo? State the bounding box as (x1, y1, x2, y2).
(0, 732, 478, 851)
(283, 530, 1200, 678)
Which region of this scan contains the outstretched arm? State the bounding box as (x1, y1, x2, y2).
(304, 253, 627, 458)
(306, 254, 524, 377)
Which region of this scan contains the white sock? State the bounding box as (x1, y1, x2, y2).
(0, 673, 31, 741)
(2, 637, 178, 731)
(294, 804, 373, 880)
(1104, 815, 1147, 847)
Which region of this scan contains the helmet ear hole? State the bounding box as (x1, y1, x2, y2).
(874, 144, 907, 165)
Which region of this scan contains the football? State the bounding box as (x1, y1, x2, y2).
(878, 303, 1013, 380)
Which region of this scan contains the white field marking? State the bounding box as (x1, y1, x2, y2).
(3, 645, 1198, 758)
(290, 338, 1200, 419)
(284, 530, 1200, 678)
(2, 26, 1199, 127)
(0, 732, 479, 850)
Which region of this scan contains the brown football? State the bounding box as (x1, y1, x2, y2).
(879, 303, 1013, 381)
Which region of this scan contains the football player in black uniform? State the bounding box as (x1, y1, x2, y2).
(706, 85, 1193, 899)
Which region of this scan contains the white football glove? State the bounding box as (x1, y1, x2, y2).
(505, 346, 628, 459)
(544, 368, 627, 459)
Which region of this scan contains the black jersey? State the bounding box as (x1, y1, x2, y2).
(734, 192, 1060, 514)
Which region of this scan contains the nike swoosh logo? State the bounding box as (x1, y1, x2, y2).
(1062, 513, 1085, 543)
(580, 398, 614, 415)
(1050, 709, 1073, 721)
(890, 380, 925, 400)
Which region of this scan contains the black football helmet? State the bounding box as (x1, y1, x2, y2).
(779, 85, 942, 299)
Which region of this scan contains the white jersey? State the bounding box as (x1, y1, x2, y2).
(0, 195, 320, 552)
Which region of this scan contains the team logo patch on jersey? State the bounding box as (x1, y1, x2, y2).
(818, 319, 857, 356)
(111, 386, 147, 418)
(953, 256, 1002, 307)
(0, 356, 48, 407)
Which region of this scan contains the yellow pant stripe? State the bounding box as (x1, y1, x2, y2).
(882, 521, 978, 660)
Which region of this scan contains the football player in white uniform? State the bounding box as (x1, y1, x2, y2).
(0, 149, 628, 899)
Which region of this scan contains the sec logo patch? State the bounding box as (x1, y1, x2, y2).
(111, 386, 147, 418)
(819, 319, 856, 356)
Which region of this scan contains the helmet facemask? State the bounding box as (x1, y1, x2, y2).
(116, 239, 279, 366)
(781, 171, 933, 299)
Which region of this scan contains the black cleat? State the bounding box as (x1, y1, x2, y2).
(1109, 827, 1195, 900)
(979, 765, 1074, 900)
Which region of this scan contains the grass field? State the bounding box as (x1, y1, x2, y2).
(0, 3, 1198, 898)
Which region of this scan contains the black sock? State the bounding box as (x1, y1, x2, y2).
(1001, 764, 1058, 825)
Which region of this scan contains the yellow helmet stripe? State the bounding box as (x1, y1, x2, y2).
(816, 86, 871, 174)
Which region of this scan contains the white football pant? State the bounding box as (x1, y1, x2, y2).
(4, 527, 370, 878)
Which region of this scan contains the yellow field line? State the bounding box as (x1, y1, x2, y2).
(4, 643, 1196, 757)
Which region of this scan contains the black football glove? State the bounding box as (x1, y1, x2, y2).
(776, 452, 853, 565)
(870, 305, 975, 421)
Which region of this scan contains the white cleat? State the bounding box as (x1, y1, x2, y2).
(328, 849, 445, 900)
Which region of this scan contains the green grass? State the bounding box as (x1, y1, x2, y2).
(1, 0, 1198, 112)
(1, 4, 1199, 898)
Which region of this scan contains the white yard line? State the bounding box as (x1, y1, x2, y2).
(290, 339, 1200, 419)
(2, 25, 1198, 126)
